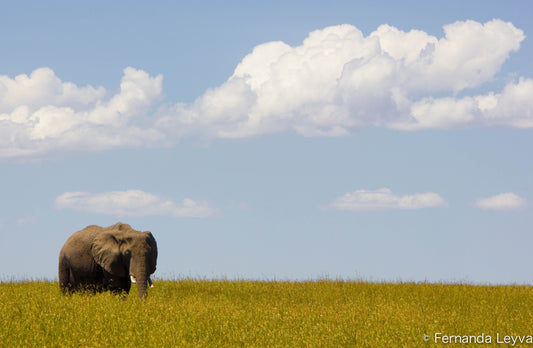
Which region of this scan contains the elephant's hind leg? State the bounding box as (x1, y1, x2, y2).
(58, 256, 73, 293)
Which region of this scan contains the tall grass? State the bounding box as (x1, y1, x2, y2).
(1, 280, 532, 347)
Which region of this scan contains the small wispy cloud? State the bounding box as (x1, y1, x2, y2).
(329, 188, 447, 211)
(474, 192, 526, 211)
(16, 216, 35, 225)
(55, 190, 218, 218)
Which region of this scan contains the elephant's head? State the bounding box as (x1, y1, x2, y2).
(92, 223, 157, 299)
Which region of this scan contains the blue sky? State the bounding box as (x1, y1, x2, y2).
(1, 1, 532, 283)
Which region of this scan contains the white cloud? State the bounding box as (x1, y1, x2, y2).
(329, 188, 447, 211)
(0, 67, 165, 159)
(0, 67, 106, 113)
(55, 190, 218, 218)
(0, 19, 531, 159)
(16, 216, 35, 225)
(159, 19, 527, 137)
(474, 192, 526, 211)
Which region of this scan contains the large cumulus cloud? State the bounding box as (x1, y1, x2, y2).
(0, 19, 531, 158)
(164, 19, 526, 136)
(0, 67, 164, 158)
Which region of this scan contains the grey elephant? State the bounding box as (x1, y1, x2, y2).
(58, 222, 157, 299)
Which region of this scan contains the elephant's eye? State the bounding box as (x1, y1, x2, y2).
(124, 249, 131, 256)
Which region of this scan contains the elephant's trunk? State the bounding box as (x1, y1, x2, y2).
(136, 271, 148, 300)
(131, 255, 149, 300)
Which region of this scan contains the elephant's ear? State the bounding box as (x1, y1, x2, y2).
(92, 232, 128, 277)
(145, 231, 158, 274)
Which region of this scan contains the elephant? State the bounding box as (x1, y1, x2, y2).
(58, 222, 157, 299)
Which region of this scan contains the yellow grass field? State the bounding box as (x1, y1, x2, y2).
(1, 280, 532, 347)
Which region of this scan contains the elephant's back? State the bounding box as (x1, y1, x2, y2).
(60, 225, 104, 256)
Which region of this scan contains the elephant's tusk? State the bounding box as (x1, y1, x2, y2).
(131, 275, 154, 287)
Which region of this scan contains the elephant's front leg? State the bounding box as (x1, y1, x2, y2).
(103, 271, 131, 294)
